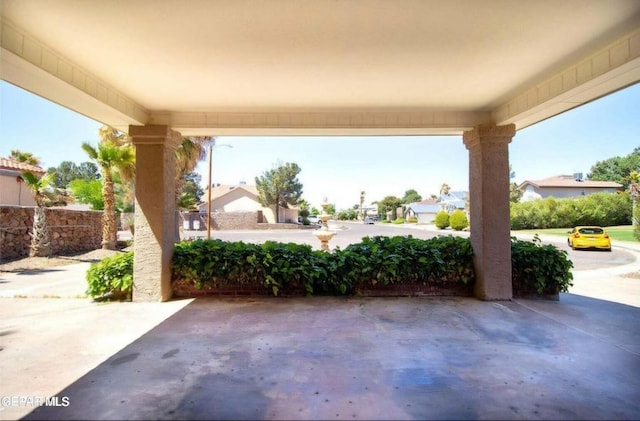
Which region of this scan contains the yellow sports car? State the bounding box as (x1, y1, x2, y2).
(567, 226, 612, 251)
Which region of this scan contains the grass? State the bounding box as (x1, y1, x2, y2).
(513, 225, 638, 243)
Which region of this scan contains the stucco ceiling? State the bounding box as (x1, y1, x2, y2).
(1, 0, 640, 135)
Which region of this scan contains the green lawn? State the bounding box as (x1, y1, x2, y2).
(513, 225, 638, 243)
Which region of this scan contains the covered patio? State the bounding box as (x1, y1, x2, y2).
(1, 1, 639, 301)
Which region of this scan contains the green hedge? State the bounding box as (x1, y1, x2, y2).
(86, 235, 574, 300)
(510, 192, 631, 230)
(172, 235, 475, 296)
(511, 235, 574, 295)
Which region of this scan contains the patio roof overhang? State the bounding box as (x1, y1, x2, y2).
(1, 0, 639, 137)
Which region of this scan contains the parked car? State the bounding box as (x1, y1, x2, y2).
(307, 215, 322, 225)
(567, 226, 611, 251)
(363, 217, 374, 224)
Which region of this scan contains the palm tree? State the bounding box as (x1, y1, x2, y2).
(439, 183, 451, 197)
(22, 171, 56, 257)
(82, 127, 135, 250)
(175, 136, 212, 208)
(359, 190, 366, 220)
(10, 149, 40, 166)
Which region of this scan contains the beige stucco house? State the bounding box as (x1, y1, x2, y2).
(0, 157, 46, 207)
(518, 174, 622, 201)
(199, 183, 298, 224)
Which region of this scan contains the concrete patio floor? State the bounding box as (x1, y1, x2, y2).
(2, 293, 639, 420)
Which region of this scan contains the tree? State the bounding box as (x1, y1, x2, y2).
(178, 172, 204, 211)
(439, 183, 451, 197)
(82, 126, 135, 250)
(359, 190, 366, 220)
(175, 137, 211, 207)
(509, 165, 523, 203)
(11, 149, 40, 166)
(48, 161, 100, 189)
(77, 162, 100, 182)
(69, 179, 104, 210)
(588, 147, 640, 190)
(377, 195, 402, 220)
(49, 161, 78, 188)
(21, 171, 56, 257)
(402, 189, 422, 204)
(297, 199, 311, 223)
(255, 162, 303, 223)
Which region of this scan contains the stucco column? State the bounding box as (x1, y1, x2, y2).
(129, 125, 181, 302)
(463, 124, 515, 300)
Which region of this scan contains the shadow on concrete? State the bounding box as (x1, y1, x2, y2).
(24, 295, 640, 420)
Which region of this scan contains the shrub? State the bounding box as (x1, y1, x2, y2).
(392, 217, 405, 224)
(449, 210, 469, 231)
(172, 239, 321, 296)
(407, 216, 418, 223)
(510, 192, 631, 230)
(87, 236, 573, 301)
(511, 235, 573, 296)
(171, 235, 476, 296)
(434, 211, 450, 229)
(86, 251, 133, 301)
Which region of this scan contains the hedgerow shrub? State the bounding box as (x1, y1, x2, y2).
(449, 210, 469, 231)
(510, 192, 631, 230)
(86, 236, 574, 301)
(511, 235, 573, 296)
(172, 235, 475, 296)
(407, 216, 418, 223)
(86, 251, 133, 301)
(434, 211, 449, 229)
(392, 217, 405, 224)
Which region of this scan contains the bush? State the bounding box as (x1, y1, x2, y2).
(510, 192, 631, 230)
(407, 216, 418, 223)
(87, 236, 574, 301)
(86, 251, 134, 301)
(172, 239, 321, 296)
(434, 211, 450, 229)
(511, 235, 573, 296)
(392, 217, 405, 224)
(449, 210, 469, 231)
(172, 235, 476, 296)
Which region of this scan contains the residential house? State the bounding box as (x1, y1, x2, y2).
(404, 199, 441, 223)
(198, 183, 298, 224)
(438, 191, 468, 212)
(0, 157, 46, 206)
(517, 174, 622, 201)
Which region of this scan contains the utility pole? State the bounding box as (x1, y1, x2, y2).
(206, 139, 232, 240)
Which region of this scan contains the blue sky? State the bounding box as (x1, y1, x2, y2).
(1, 80, 639, 210)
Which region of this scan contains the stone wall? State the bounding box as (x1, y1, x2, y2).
(0, 206, 102, 261)
(180, 211, 303, 231)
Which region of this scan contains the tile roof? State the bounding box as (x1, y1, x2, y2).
(519, 174, 622, 189)
(205, 184, 259, 200)
(0, 157, 47, 175)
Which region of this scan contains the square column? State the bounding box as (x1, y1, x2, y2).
(463, 124, 515, 300)
(129, 125, 181, 302)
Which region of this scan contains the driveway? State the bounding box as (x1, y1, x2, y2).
(2, 295, 639, 420)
